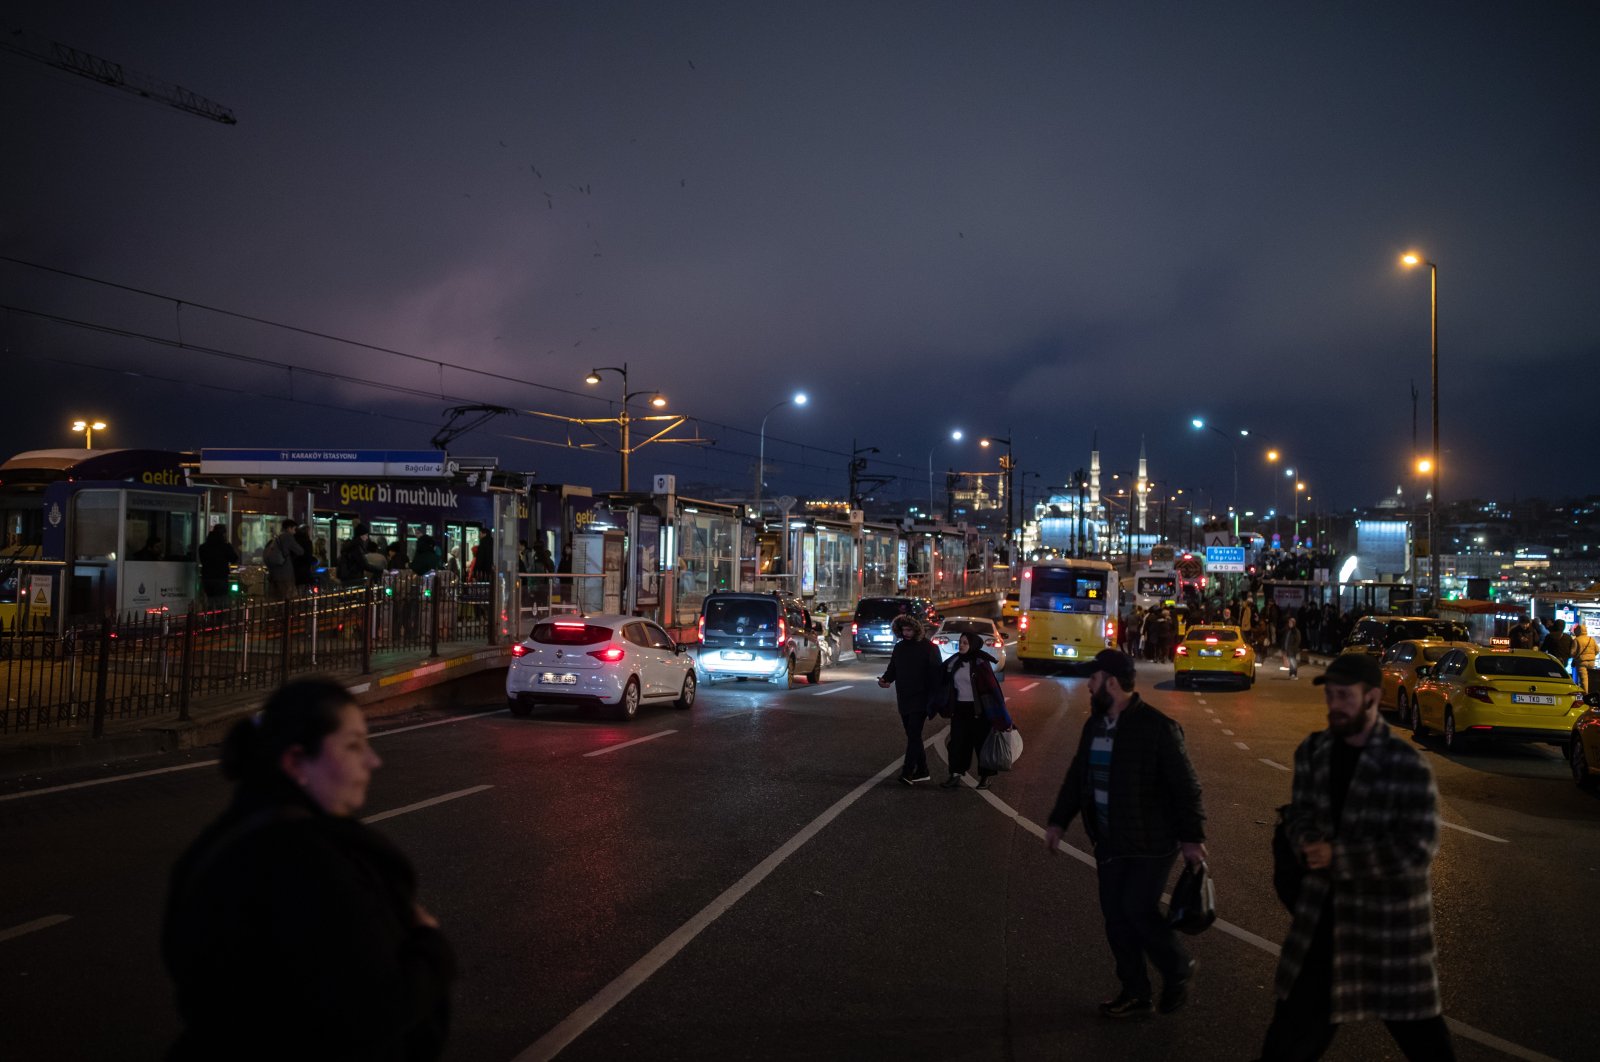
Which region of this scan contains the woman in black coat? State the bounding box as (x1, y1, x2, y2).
(939, 631, 1014, 790)
(163, 679, 454, 1061)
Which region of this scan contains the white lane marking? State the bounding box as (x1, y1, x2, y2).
(583, 730, 678, 757)
(811, 685, 850, 696)
(1210, 717, 1222, 724)
(1204, 707, 1215, 714)
(0, 914, 72, 944)
(1196, 699, 1207, 705)
(1222, 729, 1234, 736)
(515, 735, 937, 1062)
(1260, 758, 1291, 771)
(932, 743, 1557, 1062)
(1234, 741, 1250, 751)
(362, 784, 493, 824)
(0, 760, 218, 803)
(0, 707, 514, 804)
(1440, 820, 1510, 844)
(373, 707, 508, 737)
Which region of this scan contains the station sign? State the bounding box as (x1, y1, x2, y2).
(1204, 545, 1246, 572)
(200, 449, 447, 478)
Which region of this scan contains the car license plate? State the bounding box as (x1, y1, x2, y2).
(1511, 693, 1557, 705)
(874, 634, 894, 642)
(538, 673, 578, 685)
(1053, 645, 1078, 658)
(723, 650, 753, 661)
(1199, 649, 1222, 657)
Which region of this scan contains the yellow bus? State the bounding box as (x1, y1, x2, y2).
(1015, 558, 1119, 672)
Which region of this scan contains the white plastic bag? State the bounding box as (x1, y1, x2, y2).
(979, 728, 1024, 772)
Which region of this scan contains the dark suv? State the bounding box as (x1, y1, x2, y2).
(852, 596, 937, 656)
(1342, 615, 1471, 657)
(696, 591, 823, 686)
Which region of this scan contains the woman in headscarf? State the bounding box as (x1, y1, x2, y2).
(939, 630, 1014, 790)
(163, 679, 454, 1060)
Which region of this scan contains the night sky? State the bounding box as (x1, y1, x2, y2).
(5, 2, 1597, 518)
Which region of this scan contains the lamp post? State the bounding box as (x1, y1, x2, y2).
(71, 418, 107, 449)
(1402, 251, 1440, 606)
(756, 392, 808, 513)
(584, 364, 667, 492)
(1190, 419, 1250, 535)
(978, 433, 1014, 566)
(928, 429, 963, 518)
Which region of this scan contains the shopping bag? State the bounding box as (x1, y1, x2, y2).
(1166, 861, 1216, 935)
(979, 728, 1023, 772)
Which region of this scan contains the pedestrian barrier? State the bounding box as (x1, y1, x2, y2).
(0, 574, 492, 735)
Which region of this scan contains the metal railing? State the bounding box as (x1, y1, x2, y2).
(0, 572, 494, 735)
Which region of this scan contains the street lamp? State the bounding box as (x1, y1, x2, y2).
(71, 419, 107, 449)
(929, 429, 963, 518)
(756, 392, 807, 512)
(978, 433, 1015, 567)
(1401, 251, 1440, 606)
(1190, 418, 1250, 531)
(584, 364, 666, 492)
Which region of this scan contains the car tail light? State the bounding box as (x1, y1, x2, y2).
(1205, 637, 1218, 644)
(588, 646, 626, 663)
(851, 621, 858, 637)
(1465, 685, 1494, 704)
(990, 638, 1003, 649)
(1233, 646, 1248, 657)
(697, 615, 705, 643)
(777, 615, 787, 645)
(1175, 644, 1189, 656)
(510, 643, 529, 657)
(931, 636, 949, 646)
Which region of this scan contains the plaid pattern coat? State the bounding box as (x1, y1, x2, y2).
(1275, 718, 1442, 1022)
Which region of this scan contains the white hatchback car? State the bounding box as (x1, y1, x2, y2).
(929, 616, 1008, 672)
(507, 615, 696, 720)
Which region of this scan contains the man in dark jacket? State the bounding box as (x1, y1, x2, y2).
(197, 525, 239, 608)
(878, 615, 941, 784)
(1541, 619, 1574, 670)
(1046, 649, 1207, 1019)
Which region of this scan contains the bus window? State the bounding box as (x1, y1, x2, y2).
(1028, 567, 1108, 613)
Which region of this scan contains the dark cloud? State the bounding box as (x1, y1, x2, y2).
(5, 1, 1596, 513)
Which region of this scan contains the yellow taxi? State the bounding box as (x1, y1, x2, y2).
(1174, 625, 1255, 689)
(1412, 646, 1586, 752)
(1569, 695, 1600, 789)
(1000, 590, 1021, 625)
(1381, 639, 1470, 730)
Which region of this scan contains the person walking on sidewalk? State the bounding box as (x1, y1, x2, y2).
(1282, 616, 1302, 679)
(163, 678, 454, 1061)
(878, 615, 942, 784)
(938, 630, 1013, 790)
(1258, 651, 1454, 1060)
(1045, 649, 1207, 1019)
(1570, 624, 1598, 692)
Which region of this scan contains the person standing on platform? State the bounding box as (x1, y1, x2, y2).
(197, 525, 239, 609)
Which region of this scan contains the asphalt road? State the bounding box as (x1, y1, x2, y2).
(1, 650, 1592, 1061)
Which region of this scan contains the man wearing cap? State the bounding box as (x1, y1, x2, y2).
(1045, 649, 1207, 1019)
(1259, 652, 1454, 1060)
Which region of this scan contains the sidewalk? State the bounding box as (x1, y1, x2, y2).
(0, 640, 510, 781)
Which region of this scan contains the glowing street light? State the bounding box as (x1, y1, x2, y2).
(928, 429, 964, 517)
(756, 392, 808, 511)
(1401, 250, 1441, 603)
(71, 418, 107, 449)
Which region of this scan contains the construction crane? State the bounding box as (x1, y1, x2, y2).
(2, 26, 236, 124)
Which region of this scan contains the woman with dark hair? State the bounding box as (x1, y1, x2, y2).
(163, 679, 453, 1061)
(939, 630, 1014, 790)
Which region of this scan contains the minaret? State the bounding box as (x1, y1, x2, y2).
(1137, 437, 1149, 532)
(1089, 431, 1102, 516)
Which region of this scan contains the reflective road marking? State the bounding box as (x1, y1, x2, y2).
(811, 685, 850, 696)
(362, 784, 493, 824)
(1440, 820, 1510, 844)
(584, 730, 678, 757)
(1260, 758, 1291, 771)
(0, 915, 72, 945)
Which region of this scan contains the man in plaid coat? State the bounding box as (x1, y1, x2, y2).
(1259, 653, 1456, 1060)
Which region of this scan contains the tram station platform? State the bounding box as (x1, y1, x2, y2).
(0, 640, 510, 783)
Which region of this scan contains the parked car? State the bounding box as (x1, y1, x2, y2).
(1411, 646, 1586, 751)
(507, 615, 695, 720)
(696, 590, 823, 686)
(1342, 615, 1471, 658)
(1381, 639, 1464, 729)
(929, 616, 1007, 671)
(1173, 625, 1255, 689)
(1570, 694, 1600, 789)
(852, 596, 937, 656)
